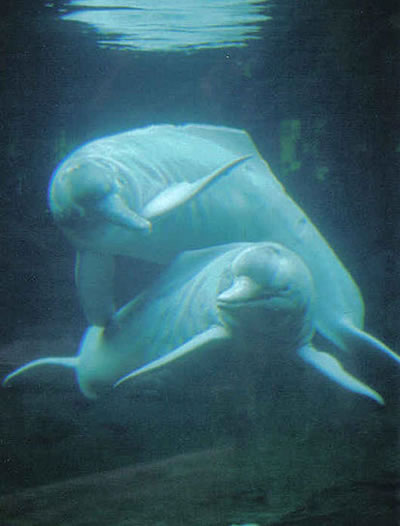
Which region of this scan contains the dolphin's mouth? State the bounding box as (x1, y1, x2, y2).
(217, 288, 296, 314)
(217, 294, 276, 310)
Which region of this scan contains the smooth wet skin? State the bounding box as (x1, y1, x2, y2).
(3, 242, 384, 405)
(47, 124, 400, 369)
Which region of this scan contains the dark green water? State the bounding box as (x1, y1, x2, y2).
(0, 1, 398, 524)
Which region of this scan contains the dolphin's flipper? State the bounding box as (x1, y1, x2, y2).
(142, 155, 251, 219)
(298, 345, 385, 405)
(75, 251, 116, 326)
(318, 319, 400, 366)
(114, 325, 230, 387)
(2, 357, 78, 387)
(340, 321, 400, 365)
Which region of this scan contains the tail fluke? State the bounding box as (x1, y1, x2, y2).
(2, 357, 78, 387)
(298, 344, 385, 405)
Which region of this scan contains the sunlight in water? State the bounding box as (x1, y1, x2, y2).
(59, 0, 270, 52)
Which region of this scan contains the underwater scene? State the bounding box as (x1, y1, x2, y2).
(0, 1, 399, 525)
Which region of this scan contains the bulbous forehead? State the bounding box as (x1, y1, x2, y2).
(230, 241, 314, 293)
(231, 242, 294, 275)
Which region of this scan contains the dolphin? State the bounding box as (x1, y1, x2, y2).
(48, 124, 399, 366)
(2, 242, 384, 405)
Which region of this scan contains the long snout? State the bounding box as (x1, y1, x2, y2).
(217, 276, 263, 306)
(95, 193, 151, 232)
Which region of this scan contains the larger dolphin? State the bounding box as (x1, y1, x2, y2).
(2, 242, 384, 405)
(48, 124, 399, 365)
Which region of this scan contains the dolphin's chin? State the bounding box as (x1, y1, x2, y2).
(217, 275, 262, 305)
(217, 296, 302, 336)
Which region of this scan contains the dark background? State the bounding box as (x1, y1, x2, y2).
(0, 0, 399, 502)
(0, 0, 398, 341)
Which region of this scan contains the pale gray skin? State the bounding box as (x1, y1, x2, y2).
(48, 124, 400, 367)
(3, 242, 384, 405)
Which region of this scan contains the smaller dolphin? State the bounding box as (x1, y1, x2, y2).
(3, 243, 384, 405)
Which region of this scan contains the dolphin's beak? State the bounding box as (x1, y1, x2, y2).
(217, 276, 261, 306)
(96, 193, 152, 232)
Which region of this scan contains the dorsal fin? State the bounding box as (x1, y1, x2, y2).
(181, 124, 261, 157)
